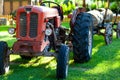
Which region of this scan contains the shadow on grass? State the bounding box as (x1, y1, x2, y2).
(0, 56, 57, 80)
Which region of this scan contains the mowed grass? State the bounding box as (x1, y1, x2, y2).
(0, 23, 120, 80)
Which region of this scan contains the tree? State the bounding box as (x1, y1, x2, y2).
(83, 0, 86, 8)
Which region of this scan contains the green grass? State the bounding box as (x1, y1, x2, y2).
(0, 25, 120, 80)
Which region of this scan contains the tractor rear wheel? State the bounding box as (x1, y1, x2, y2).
(0, 41, 9, 75)
(104, 23, 113, 45)
(72, 12, 93, 63)
(116, 21, 120, 39)
(56, 44, 69, 79)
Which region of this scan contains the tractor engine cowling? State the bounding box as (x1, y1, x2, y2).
(12, 5, 61, 53)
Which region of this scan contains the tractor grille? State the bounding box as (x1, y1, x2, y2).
(19, 12, 38, 38)
(29, 13, 38, 38)
(20, 12, 27, 37)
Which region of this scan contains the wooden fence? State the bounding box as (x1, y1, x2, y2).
(3, 0, 31, 15)
(0, 0, 32, 25)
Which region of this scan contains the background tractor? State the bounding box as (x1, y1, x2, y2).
(68, 0, 120, 63)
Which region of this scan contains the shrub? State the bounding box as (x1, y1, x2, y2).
(110, 2, 118, 13)
(61, 1, 75, 15)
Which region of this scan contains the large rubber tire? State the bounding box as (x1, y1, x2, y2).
(72, 12, 93, 63)
(104, 23, 113, 45)
(0, 41, 9, 75)
(56, 44, 69, 79)
(116, 21, 120, 39)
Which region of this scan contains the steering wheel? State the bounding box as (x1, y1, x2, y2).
(40, 1, 60, 8)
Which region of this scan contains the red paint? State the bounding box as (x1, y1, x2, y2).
(13, 5, 61, 54)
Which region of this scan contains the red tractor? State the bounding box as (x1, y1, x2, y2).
(0, 1, 69, 79)
(0, 1, 97, 78)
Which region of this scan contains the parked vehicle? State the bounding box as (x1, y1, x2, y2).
(68, 0, 120, 63)
(0, 1, 69, 79)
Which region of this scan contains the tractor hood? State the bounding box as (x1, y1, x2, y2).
(15, 5, 60, 41)
(18, 5, 59, 18)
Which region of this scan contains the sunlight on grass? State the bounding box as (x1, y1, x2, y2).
(10, 55, 20, 62)
(0, 31, 16, 47)
(86, 60, 120, 74)
(69, 59, 74, 64)
(115, 52, 120, 59)
(0, 32, 11, 40)
(45, 59, 56, 70)
(112, 61, 120, 69)
(92, 43, 104, 55)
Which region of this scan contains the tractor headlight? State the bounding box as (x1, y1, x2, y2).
(8, 28, 15, 34)
(45, 28, 52, 36)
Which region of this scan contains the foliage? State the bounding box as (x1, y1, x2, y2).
(110, 2, 117, 13)
(85, 1, 105, 10)
(43, 0, 64, 4)
(61, 1, 75, 15)
(110, 1, 120, 13)
(90, 3, 97, 10)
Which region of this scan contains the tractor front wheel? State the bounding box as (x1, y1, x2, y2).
(56, 44, 69, 79)
(0, 41, 9, 75)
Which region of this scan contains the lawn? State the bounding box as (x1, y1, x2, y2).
(0, 23, 120, 80)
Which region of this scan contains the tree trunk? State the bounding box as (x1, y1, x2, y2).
(0, 0, 3, 15)
(83, 0, 86, 8)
